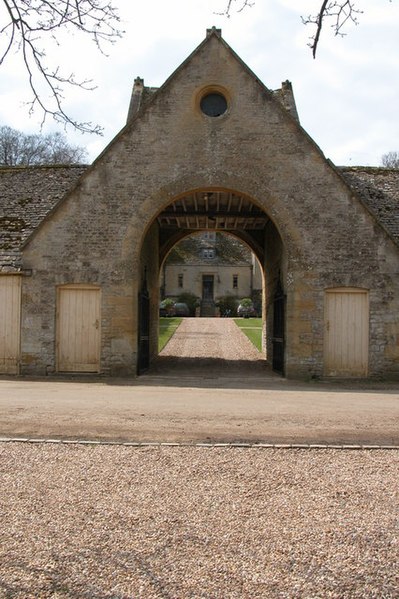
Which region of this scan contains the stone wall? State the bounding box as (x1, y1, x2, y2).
(19, 31, 399, 379)
(164, 263, 255, 301)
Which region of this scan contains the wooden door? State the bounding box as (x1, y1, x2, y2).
(202, 275, 214, 300)
(57, 286, 101, 372)
(324, 288, 369, 377)
(0, 276, 21, 374)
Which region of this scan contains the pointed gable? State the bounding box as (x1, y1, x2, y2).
(0, 28, 396, 266)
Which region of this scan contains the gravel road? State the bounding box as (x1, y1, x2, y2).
(0, 443, 398, 598)
(154, 318, 271, 377)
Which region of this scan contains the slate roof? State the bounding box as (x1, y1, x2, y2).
(339, 166, 399, 246)
(166, 233, 253, 266)
(1, 164, 399, 271)
(0, 165, 88, 271)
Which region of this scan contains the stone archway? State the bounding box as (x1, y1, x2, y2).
(138, 188, 286, 376)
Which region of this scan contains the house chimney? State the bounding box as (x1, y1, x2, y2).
(126, 77, 144, 123)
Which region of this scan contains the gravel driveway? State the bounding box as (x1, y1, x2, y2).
(0, 443, 398, 598)
(154, 318, 272, 377)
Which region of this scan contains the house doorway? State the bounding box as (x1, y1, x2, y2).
(202, 275, 214, 300)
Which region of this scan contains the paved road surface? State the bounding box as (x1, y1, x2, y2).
(0, 319, 398, 444)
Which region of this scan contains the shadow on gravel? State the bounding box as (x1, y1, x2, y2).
(137, 356, 399, 393)
(1, 363, 398, 393)
(134, 355, 281, 389)
(149, 355, 274, 377)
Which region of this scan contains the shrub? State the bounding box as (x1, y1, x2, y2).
(216, 295, 238, 317)
(251, 289, 262, 316)
(160, 297, 175, 316)
(177, 292, 200, 316)
(239, 297, 253, 307)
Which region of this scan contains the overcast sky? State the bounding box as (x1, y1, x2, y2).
(1, 0, 398, 166)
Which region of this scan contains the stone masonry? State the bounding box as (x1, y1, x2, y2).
(1, 28, 398, 379)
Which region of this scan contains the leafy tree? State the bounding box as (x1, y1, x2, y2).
(223, 1, 369, 57)
(0, 125, 88, 165)
(381, 151, 399, 168)
(0, 0, 122, 133)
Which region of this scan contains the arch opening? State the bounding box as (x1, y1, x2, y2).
(138, 188, 287, 379)
(160, 231, 264, 317)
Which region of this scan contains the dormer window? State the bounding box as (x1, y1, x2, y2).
(202, 248, 215, 259)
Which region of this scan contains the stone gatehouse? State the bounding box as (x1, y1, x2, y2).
(1, 28, 399, 379)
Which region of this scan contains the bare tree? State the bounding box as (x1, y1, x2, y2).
(0, 125, 88, 165)
(221, 1, 372, 57)
(301, 1, 363, 58)
(0, 0, 123, 134)
(381, 151, 399, 168)
(221, 0, 254, 15)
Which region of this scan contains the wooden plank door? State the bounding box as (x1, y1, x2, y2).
(324, 288, 369, 377)
(202, 275, 214, 300)
(0, 276, 21, 374)
(57, 286, 101, 372)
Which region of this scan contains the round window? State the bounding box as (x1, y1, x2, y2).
(200, 92, 228, 117)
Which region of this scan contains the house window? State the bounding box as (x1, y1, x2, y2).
(202, 248, 215, 259)
(233, 275, 238, 289)
(178, 273, 183, 288)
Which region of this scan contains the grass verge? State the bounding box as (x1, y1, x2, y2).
(234, 318, 263, 352)
(159, 317, 182, 352)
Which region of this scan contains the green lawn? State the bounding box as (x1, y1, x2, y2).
(159, 317, 182, 351)
(234, 318, 263, 352)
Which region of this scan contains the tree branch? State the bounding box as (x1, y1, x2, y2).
(309, 0, 329, 59)
(0, 0, 123, 133)
(301, 1, 363, 58)
(217, 0, 254, 17)
(221, 1, 367, 58)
